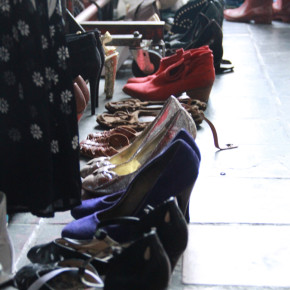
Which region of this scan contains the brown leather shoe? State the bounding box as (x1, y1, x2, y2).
(224, 0, 272, 24)
(273, 0, 290, 22)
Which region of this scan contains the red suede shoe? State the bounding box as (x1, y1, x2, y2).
(224, 0, 272, 24)
(123, 47, 215, 103)
(273, 0, 290, 23)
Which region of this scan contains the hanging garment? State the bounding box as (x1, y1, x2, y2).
(0, 0, 82, 217)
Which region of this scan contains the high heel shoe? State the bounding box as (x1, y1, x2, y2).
(103, 230, 171, 290)
(76, 129, 200, 217)
(27, 230, 171, 289)
(102, 32, 119, 99)
(94, 196, 188, 271)
(80, 96, 188, 178)
(93, 29, 105, 107)
(123, 46, 215, 102)
(28, 197, 187, 275)
(66, 31, 102, 115)
(62, 138, 200, 240)
(0, 192, 14, 275)
(81, 123, 198, 198)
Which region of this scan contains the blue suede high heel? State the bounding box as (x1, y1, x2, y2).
(71, 128, 200, 220)
(62, 138, 200, 240)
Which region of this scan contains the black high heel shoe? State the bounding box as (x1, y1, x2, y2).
(96, 197, 188, 271)
(27, 231, 171, 290)
(65, 31, 103, 115)
(103, 230, 171, 290)
(92, 29, 105, 108)
(27, 198, 188, 274)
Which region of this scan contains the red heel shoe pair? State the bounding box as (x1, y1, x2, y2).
(123, 46, 215, 103)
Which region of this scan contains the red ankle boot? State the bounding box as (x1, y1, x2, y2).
(123, 46, 215, 103)
(273, 0, 290, 22)
(224, 0, 273, 24)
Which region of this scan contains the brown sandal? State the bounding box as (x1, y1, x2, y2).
(86, 126, 138, 142)
(80, 127, 139, 159)
(96, 110, 160, 131)
(80, 134, 130, 158)
(105, 98, 165, 113)
(105, 96, 207, 113)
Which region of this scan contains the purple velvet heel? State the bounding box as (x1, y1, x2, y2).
(62, 138, 200, 240)
(71, 128, 200, 220)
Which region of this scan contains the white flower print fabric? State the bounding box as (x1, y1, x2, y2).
(0, 0, 81, 217)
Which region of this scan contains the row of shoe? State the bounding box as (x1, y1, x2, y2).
(76, 46, 212, 160)
(78, 45, 237, 160)
(2, 97, 200, 289)
(15, 198, 187, 289)
(79, 96, 207, 159)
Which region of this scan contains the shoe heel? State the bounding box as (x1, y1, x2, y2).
(186, 84, 213, 103)
(176, 182, 195, 222)
(89, 77, 97, 115)
(96, 78, 100, 108)
(104, 52, 119, 99)
(253, 16, 272, 24)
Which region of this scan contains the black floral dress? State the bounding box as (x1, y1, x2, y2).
(0, 0, 82, 217)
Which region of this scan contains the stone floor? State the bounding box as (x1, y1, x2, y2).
(3, 19, 290, 289)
